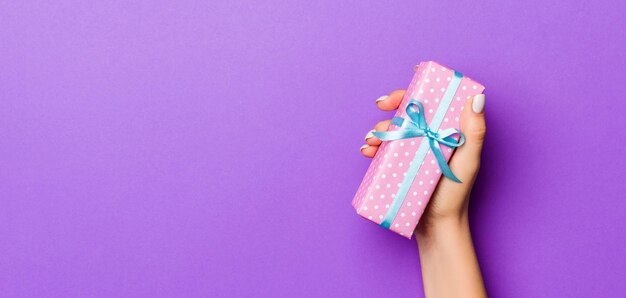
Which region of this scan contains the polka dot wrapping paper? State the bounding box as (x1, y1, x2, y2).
(352, 61, 485, 239)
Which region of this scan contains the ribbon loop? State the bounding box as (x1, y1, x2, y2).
(372, 100, 464, 183)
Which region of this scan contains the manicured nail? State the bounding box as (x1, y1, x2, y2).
(360, 144, 369, 151)
(365, 129, 375, 141)
(375, 95, 389, 103)
(472, 94, 485, 113)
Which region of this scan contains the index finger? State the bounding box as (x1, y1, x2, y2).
(376, 89, 406, 111)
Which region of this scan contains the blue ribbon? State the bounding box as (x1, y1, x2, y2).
(373, 100, 465, 182)
(373, 70, 465, 229)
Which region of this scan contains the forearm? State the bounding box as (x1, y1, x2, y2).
(416, 214, 486, 298)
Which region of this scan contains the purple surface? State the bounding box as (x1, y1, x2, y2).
(1, 0, 625, 297)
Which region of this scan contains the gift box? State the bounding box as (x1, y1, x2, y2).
(352, 61, 485, 238)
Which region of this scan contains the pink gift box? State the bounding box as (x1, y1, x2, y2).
(352, 61, 485, 238)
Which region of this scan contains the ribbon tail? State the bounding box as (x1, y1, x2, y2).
(390, 117, 405, 127)
(429, 139, 462, 183)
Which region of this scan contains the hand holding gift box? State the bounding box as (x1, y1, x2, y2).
(353, 61, 485, 238)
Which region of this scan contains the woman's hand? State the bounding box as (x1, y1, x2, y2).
(360, 88, 487, 298)
(360, 89, 486, 227)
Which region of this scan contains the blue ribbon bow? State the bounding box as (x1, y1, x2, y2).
(373, 100, 465, 183)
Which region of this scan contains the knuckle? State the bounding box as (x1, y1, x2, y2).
(468, 125, 486, 141)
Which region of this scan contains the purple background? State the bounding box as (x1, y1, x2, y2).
(1, 0, 625, 297)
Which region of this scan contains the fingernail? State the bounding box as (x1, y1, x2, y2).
(360, 144, 369, 151)
(375, 95, 389, 103)
(472, 94, 485, 113)
(364, 129, 375, 141)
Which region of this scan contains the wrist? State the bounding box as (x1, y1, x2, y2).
(414, 210, 486, 298)
(415, 211, 469, 246)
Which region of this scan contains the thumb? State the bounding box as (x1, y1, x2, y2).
(461, 94, 486, 158)
(447, 94, 486, 181)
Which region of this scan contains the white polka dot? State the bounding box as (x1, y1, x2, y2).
(401, 213, 405, 217)
(418, 89, 424, 94)
(395, 223, 400, 227)
(446, 77, 451, 81)
(429, 88, 435, 93)
(424, 99, 429, 104)
(405, 222, 410, 226)
(380, 194, 385, 199)
(418, 181, 424, 185)
(386, 183, 391, 188)
(425, 78, 430, 83)
(387, 163, 392, 168)
(392, 173, 397, 177)
(379, 215, 383, 219)
(435, 98, 439, 103)
(410, 141, 415, 146)
(404, 152, 409, 156)
(431, 68, 436, 72)
(393, 153, 398, 157)
(462, 86, 467, 90)
(369, 196, 374, 200)
(436, 169, 441, 174)
(385, 204, 389, 209)
(381, 174, 386, 179)
(428, 109, 433, 113)
(374, 205, 379, 209)
(425, 170, 430, 175)
(423, 190, 429, 195)
(411, 212, 417, 216)
(407, 202, 412, 206)
(400, 142, 404, 147)
(444, 118, 449, 122)
(450, 107, 455, 112)
(472, 85, 477, 90)
(368, 215, 373, 219)
(440, 88, 445, 92)
(441, 67, 446, 71)
(436, 77, 440, 82)
(363, 206, 368, 210)
(413, 191, 418, 196)
(375, 185, 380, 189)
(455, 117, 459, 122)
(430, 180, 434, 184)
(418, 201, 423, 205)
(398, 162, 403, 167)
(456, 97, 461, 101)
(430, 159, 435, 164)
